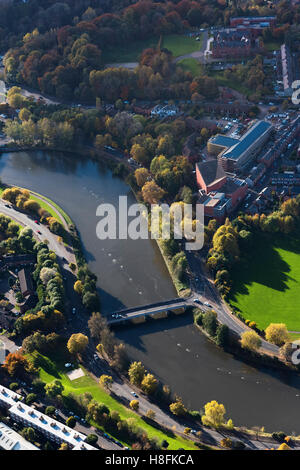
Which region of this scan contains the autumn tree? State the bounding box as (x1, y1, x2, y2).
(135, 168, 151, 187)
(201, 400, 226, 428)
(99, 375, 113, 391)
(142, 181, 165, 205)
(128, 361, 145, 386)
(2, 352, 32, 377)
(67, 333, 88, 355)
(265, 323, 289, 346)
(130, 400, 139, 411)
(169, 399, 187, 416)
(241, 330, 262, 352)
(141, 373, 158, 395)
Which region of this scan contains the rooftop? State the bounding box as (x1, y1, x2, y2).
(222, 120, 272, 160)
(209, 135, 240, 148)
(0, 386, 22, 408)
(9, 401, 96, 449)
(196, 160, 226, 187)
(0, 421, 39, 451)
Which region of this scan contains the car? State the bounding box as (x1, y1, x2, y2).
(34, 220, 39, 224)
(72, 307, 76, 314)
(204, 301, 212, 307)
(193, 298, 201, 304)
(37, 230, 41, 235)
(65, 363, 72, 368)
(130, 391, 138, 398)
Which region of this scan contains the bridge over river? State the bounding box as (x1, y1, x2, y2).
(107, 298, 192, 326)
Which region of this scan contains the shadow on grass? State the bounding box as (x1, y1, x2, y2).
(229, 234, 299, 303)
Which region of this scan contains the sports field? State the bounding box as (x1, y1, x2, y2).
(230, 235, 300, 332)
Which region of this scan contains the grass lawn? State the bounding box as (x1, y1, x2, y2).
(31, 352, 196, 450)
(207, 70, 253, 97)
(177, 58, 202, 77)
(103, 34, 202, 64)
(229, 235, 300, 331)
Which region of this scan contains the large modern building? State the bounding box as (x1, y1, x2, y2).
(208, 120, 273, 172)
(196, 160, 248, 222)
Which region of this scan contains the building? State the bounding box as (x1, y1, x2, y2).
(9, 401, 96, 450)
(208, 120, 273, 172)
(196, 160, 248, 222)
(0, 254, 36, 272)
(0, 421, 39, 450)
(18, 268, 34, 297)
(279, 44, 296, 96)
(212, 29, 262, 58)
(230, 16, 276, 36)
(0, 386, 22, 409)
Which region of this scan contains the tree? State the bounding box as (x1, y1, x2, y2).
(265, 323, 289, 346)
(130, 399, 139, 411)
(66, 416, 76, 428)
(142, 181, 165, 204)
(141, 373, 158, 395)
(241, 330, 262, 352)
(20, 427, 36, 443)
(215, 324, 229, 348)
(201, 400, 226, 428)
(202, 311, 218, 337)
(45, 380, 64, 399)
(74, 280, 84, 295)
(88, 312, 104, 340)
(146, 409, 156, 420)
(67, 333, 88, 355)
(59, 443, 69, 450)
(128, 361, 145, 386)
(2, 352, 31, 377)
(25, 393, 37, 405)
(86, 434, 98, 445)
(169, 400, 187, 416)
(135, 168, 151, 187)
(99, 374, 113, 390)
(277, 443, 291, 450)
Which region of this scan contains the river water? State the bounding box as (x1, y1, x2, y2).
(1, 150, 300, 433)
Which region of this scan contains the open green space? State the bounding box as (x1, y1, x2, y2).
(31, 352, 196, 450)
(103, 34, 202, 64)
(263, 40, 281, 52)
(229, 235, 300, 331)
(177, 58, 202, 77)
(207, 70, 253, 97)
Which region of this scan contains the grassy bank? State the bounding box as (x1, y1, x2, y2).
(177, 58, 202, 76)
(31, 352, 196, 450)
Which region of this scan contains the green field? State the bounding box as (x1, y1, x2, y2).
(31, 352, 196, 450)
(103, 34, 202, 64)
(177, 58, 202, 77)
(230, 235, 300, 331)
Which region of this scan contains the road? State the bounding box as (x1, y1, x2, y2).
(84, 349, 291, 450)
(186, 250, 279, 356)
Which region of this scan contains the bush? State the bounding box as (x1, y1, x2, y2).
(86, 434, 98, 445)
(9, 382, 19, 391)
(25, 393, 37, 405)
(66, 416, 76, 428)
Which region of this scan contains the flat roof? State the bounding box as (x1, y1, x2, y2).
(0, 421, 39, 450)
(9, 402, 96, 449)
(222, 121, 272, 160)
(210, 135, 240, 147)
(0, 385, 22, 407)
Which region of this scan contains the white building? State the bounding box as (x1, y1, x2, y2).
(0, 386, 22, 409)
(9, 402, 96, 449)
(0, 421, 39, 450)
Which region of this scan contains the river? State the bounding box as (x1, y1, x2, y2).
(1, 150, 300, 433)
